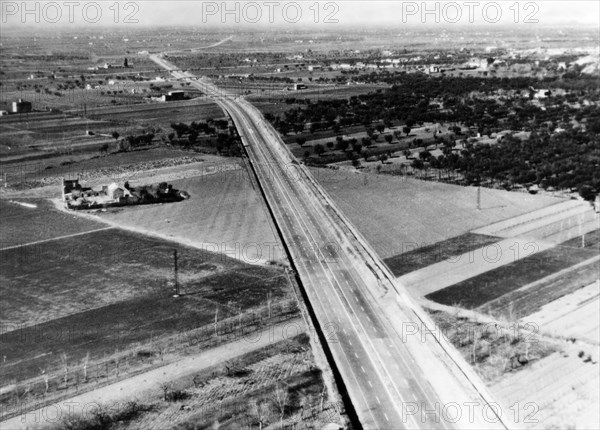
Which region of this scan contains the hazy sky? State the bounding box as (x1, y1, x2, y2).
(2, 1, 599, 28)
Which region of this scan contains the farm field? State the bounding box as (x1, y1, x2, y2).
(428, 309, 599, 429)
(0, 226, 296, 419)
(427, 309, 559, 384)
(5, 333, 343, 430)
(311, 168, 563, 259)
(0, 148, 223, 191)
(96, 162, 284, 264)
(480, 258, 600, 321)
(524, 281, 600, 344)
(0, 96, 226, 166)
(84, 97, 225, 127)
(492, 349, 600, 429)
(383, 233, 501, 277)
(127, 334, 342, 430)
(1, 228, 290, 331)
(426, 245, 598, 310)
(0, 198, 107, 248)
(561, 228, 600, 250)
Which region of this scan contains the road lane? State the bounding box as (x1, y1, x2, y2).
(149, 54, 510, 430)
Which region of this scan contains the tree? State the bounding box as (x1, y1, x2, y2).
(403, 126, 412, 137)
(579, 185, 595, 201)
(82, 352, 90, 382)
(274, 384, 289, 429)
(99, 142, 109, 155)
(297, 136, 307, 146)
(188, 131, 199, 146)
(376, 123, 385, 134)
(384, 134, 393, 144)
(336, 139, 349, 151)
(111, 131, 120, 140)
(61, 353, 69, 388)
(124, 57, 129, 68)
(419, 150, 432, 161)
(314, 144, 325, 156)
(378, 154, 388, 164)
(249, 400, 272, 430)
(412, 158, 425, 169)
(117, 139, 130, 152)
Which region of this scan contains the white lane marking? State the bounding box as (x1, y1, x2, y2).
(368, 380, 373, 388)
(348, 340, 352, 346)
(360, 366, 366, 373)
(376, 396, 381, 405)
(412, 393, 417, 401)
(384, 413, 389, 421)
(354, 352, 359, 358)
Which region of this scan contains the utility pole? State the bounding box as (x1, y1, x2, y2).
(172, 249, 180, 297)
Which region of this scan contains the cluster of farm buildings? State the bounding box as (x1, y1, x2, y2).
(62, 178, 188, 210)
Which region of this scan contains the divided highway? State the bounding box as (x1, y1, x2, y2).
(150, 54, 511, 430)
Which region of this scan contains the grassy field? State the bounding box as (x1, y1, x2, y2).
(54, 335, 344, 430)
(492, 349, 599, 429)
(426, 245, 598, 310)
(384, 233, 502, 277)
(0, 226, 296, 416)
(560, 228, 600, 250)
(1, 227, 289, 330)
(477, 258, 600, 320)
(427, 309, 558, 384)
(98, 163, 284, 263)
(0, 148, 216, 189)
(85, 98, 225, 128)
(0, 198, 106, 248)
(311, 168, 562, 259)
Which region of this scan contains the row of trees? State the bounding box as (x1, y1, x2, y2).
(272, 72, 599, 138)
(407, 127, 599, 193)
(272, 73, 599, 194)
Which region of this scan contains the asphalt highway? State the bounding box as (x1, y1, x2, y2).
(150, 54, 511, 430)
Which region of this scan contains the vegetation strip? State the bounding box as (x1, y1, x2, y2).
(425, 244, 598, 309)
(384, 233, 502, 277)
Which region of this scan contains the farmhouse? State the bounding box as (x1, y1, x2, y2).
(12, 99, 32, 114)
(107, 183, 125, 200)
(62, 178, 188, 210)
(161, 90, 185, 102)
(293, 83, 307, 91)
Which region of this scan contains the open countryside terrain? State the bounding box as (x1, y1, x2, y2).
(1, 21, 599, 430)
(96, 161, 285, 264)
(311, 167, 563, 259)
(0, 224, 297, 419)
(0, 198, 107, 248)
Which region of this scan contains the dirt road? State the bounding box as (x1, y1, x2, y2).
(2, 318, 304, 430)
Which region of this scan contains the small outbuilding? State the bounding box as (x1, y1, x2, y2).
(107, 183, 125, 200)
